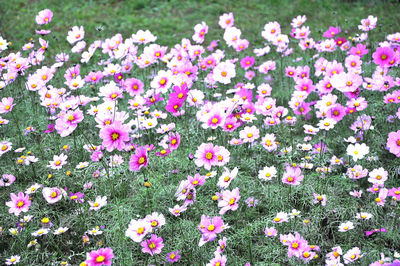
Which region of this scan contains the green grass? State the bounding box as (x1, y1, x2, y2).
(1, 0, 400, 265)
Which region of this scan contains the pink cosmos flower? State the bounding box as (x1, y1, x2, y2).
(6, 192, 31, 216)
(193, 21, 208, 44)
(218, 188, 240, 215)
(169, 205, 187, 217)
(282, 166, 304, 186)
(240, 56, 255, 70)
(123, 78, 144, 96)
(359, 15, 377, 31)
(239, 126, 259, 143)
(166, 250, 181, 263)
(0, 174, 16, 187)
(88, 196, 107, 211)
(219, 13, 234, 29)
(67, 26, 85, 44)
(42, 187, 63, 204)
(373, 46, 395, 67)
(198, 215, 227, 246)
(213, 61, 236, 84)
(48, 153, 68, 170)
(217, 167, 238, 189)
(265, 226, 277, 237)
(349, 43, 369, 57)
(375, 188, 388, 207)
(99, 121, 130, 152)
(0, 97, 15, 114)
(215, 237, 227, 254)
(36, 9, 53, 25)
(343, 247, 362, 264)
(313, 193, 327, 206)
(207, 254, 227, 266)
(129, 146, 148, 172)
(323, 26, 341, 38)
(195, 143, 222, 170)
(141, 234, 164, 256)
(388, 187, 400, 200)
(285, 232, 309, 258)
(386, 130, 400, 157)
(85, 247, 114, 266)
(126, 219, 151, 243)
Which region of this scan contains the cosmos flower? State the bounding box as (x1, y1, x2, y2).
(141, 234, 164, 256)
(129, 146, 148, 172)
(99, 121, 130, 152)
(36, 9, 53, 25)
(6, 192, 31, 216)
(346, 143, 369, 161)
(85, 247, 114, 266)
(218, 188, 240, 215)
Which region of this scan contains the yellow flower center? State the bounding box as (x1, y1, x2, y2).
(151, 221, 158, 227)
(229, 198, 236, 205)
(138, 157, 145, 164)
(287, 177, 294, 182)
(55, 160, 61, 166)
(208, 224, 215, 231)
(149, 242, 156, 249)
(17, 201, 24, 207)
(160, 78, 166, 85)
(137, 227, 144, 234)
(221, 71, 227, 77)
(274, 217, 281, 222)
(292, 242, 299, 249)
(205, 152, 213, 160)
(50, 192, 57, 198)
(96, 255, 105, 263)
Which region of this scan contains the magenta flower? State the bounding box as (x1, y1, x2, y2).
(99, 121, 130, 152)
(141, 234, 164, 256)
(129, 146, 148, 172)
(240, 56, 255, 70)
(387, 130, 400, 157)
(44, 124, 55, 133)
(6, 192, 31, 216)
(373, 46, 395, 67)
(323, 26, 341, 38)
(282, 166, 304, 186)
(166, 250, 181, 263)
(85, 247, 114, 266)
(218, 188, 240, 215)
(36, 9, 53, 25)
(168, 132, 181, 151)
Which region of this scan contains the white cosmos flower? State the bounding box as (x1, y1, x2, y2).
(346, 143, 369, 161)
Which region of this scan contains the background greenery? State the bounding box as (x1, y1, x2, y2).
(1, 0, 400, 265)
